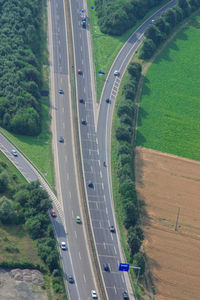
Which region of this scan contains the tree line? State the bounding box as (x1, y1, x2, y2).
(0, 0, 44, 136)
(94, 0, 164, 35)
(0, 161, 65, 295)
(115, 62, 145, 275)
(140, 0, 200, 59)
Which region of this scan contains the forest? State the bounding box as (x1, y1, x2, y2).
(0, 0, 44, 136)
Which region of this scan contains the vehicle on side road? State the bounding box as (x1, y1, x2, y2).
(77, 69, 82, 75)
(81, 119, 87, 125)
(68, 275, 74, 284)
(88, 180, 94, 188)
(103, 263, 109, 272)
(123, 291, 129, 299)
(50, 209, 57, 217)
(106, 98, 110, 103)
(114, 70, 120, 76)
(79, 98, 84, 103)
(11, 149, 18, 157)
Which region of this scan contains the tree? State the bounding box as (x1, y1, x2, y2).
(133, 225, 144, 241)
(127, 227, 142, 256)
(163, 9, 177, 28)
(133, 253, 146, 275)
(122, 83, 136, 100)
(119, 114, 133, 126)
(119, 179, 136, 199)
(0, 172, 9, 192)
(139, 39, 156, 59)
(118, 165, 132, 181)
(116, 126, 132, 143)
(46, 250, 59, 272)
(128, 62, 142, 81)
(118, 100, 135, 118)
(119, 154, 132, 167)
(117, 143, 133, 156)
(0, 196, 17, 224)
(14, 189, 29, 206)
(123, 201, 138, 228)
(25, 216, 43, 239)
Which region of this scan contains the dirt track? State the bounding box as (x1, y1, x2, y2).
(135, 147, 200, 300)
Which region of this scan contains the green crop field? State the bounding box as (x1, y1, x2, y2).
(136, 15, 200, 161)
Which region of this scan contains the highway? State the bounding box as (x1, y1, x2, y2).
(0, 0, 177, 299)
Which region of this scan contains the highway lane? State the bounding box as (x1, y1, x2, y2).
(70, 0, 131, 299)
(50, 0, 96, 299)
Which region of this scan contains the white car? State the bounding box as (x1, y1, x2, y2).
(91, 290, 98, 299)
(60, 242, 67, 250)
(11, 149, 18, 157)
(114, 70, 120, 76)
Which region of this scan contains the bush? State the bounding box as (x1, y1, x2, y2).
(0, 196, 17, 224)
(127, 227, 142, 256)
(128, 62, 142, 81)
(124, 201, 138, 229)
(133, 252, 146, 275)
(116, 126, 132, 143)
(117, 100, 135, 118)
(117, 143, 133, 156)
(0, 172, 9, 193)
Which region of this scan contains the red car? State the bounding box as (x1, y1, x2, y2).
(77, 69, 82, 75)
(50, 209, 56, 217)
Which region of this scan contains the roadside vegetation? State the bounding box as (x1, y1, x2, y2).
(137, 8, 200, 161)
(0, 0, 54, 187)
(0, 152, 67, 300)
(87, 0, 169, 100)
(111, 62, 146, 297)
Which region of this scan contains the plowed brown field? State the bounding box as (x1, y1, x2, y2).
(135, 147, 200, 300)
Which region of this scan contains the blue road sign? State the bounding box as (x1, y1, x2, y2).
(119, 263, 129, 272)
(91, 6, 94, 9)
(98, 71, 105, 75)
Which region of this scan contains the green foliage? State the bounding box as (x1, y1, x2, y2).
(117, 143, 133, 156)
(139, 39, 156, 59)
(0, 0, 43, 136)
(118, 100, 135, 118)
(128, 62, 142, 81)
(133, 252, 146, 275)
(119, 179, 136, 199)
(116, 125, 132, 143)
(0, 172, 9, 192)
(123, 201, 138, 229)
(0, 196, 17, 224)
(127, 227, 142, 256)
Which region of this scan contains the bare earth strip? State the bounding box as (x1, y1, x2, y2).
(135, 147, 200, 300)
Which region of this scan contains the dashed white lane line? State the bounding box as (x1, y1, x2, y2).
(106, 207, 108, 215)
(103, 242, 106, 249)
(114, 246, 117, 255)
(100, 171, 102, 178)
(102, 183, 104, 190)
(114, 286, 117, 295)
(74, 231, 77, 239)
(71, 210, 74, 217)
(83, 274, 86, 282)
(65, 155, 68, 162)
(80, 46, 82, 52)
(69, 191, 71, 199)
(98, 160, 100, 166)
(79, 252, 81, 260)
(121, 275, 125, 283)
(63, 123, 65, 129)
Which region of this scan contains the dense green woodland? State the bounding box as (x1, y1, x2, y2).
(94, 0, 164, 35)
(0, 0, 43, 136)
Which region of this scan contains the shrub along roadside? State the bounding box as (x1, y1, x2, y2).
(112, 62, 146, 286)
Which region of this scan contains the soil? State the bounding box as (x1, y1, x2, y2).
(0, 268, 48, 300)
(135, 147, 200, 300)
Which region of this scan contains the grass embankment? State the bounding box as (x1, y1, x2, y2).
(136, 14, 200, 161)
(87, 0, 169, 100)
(0, 3, 54, 187)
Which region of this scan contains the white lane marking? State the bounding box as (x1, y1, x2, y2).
(91, 165, 93, 173)
(74, 231, 77, 239)
(104, 195, 106, 201)
(79, 252, 81, 260)
(58, 39, 60, 45)
(62, 107, 64, 112)
(102, 183, 104, 190)
(82, 59, 84, 64)
(103, 242, 106, 249)
(106, 208, 108, 215)
(69, 191, 71, 199)
(96, 138, 98, 145)
(114, 286, 117, 294)
(98, 160, 100, 166)
(83, 274, 86, 282)
(65, 155, 68, 162)
(121, 275, 125, 283)
(108, 220, 110, 227)
(100, 171, 102, 178)
(111, 233, 113, 241)
(114, 246, 117, 255)
(63, 123, 65, 129)
(61, 77, 63, 83)
(97, 149, 99, 155)
(84, 87, 86, 93)
(72, 210, 74, 217)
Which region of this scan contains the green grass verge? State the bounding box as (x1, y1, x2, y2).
(136, 14, 200, 161)
(87, 0, 169, 101)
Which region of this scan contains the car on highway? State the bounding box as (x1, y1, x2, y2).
(103, 263, 109, 272)
(114, 70, 120, 76)
(79, 98, 84, 103)
(105, 98, 110, 103)
(60, 242, 67, 251)
(109, 225, 115, 233)
(11, 149, 18, 157)
(151, 19, 155, 23)
(91, 290, 98, 299)
(68, 275, 74, 284)
(88, 180, 93, 188)
(123, 291, 129, 299)
(59, 136, 64, 143)
(76, 216, 81, 224)
(81, 17, 86, 28)
(50, 209, 57, 217)
(77, 68, 82, 75)
(81, 119, 87, 125)
(59, 88, 64, 94)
